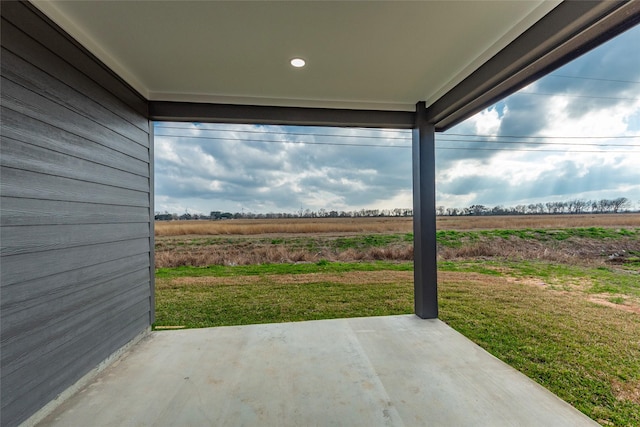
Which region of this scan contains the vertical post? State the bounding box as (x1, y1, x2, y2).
(149, 120, 156, 324)
(412, 101, 438, 318)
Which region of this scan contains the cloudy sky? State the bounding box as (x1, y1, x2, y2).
(154, 25, 640, 215)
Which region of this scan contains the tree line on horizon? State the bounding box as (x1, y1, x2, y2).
(155, 197, 635, 221)
(439, 196, 632, 217)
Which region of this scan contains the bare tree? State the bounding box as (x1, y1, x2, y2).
(611, 197, 630, 213)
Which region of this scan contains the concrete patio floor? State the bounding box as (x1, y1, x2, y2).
(38, 315, 598, 426)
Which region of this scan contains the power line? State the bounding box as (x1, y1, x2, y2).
(437, 138, 640, 147)
(444, 133, 640, 139)
(548, 74, 640, 84)
(156, 133, 640, 147)
(154, 125, 411, 140)
(155, 125, 640, 141)
(154, 132, 640, 147)
(435, 146, 632, 154)
(155, 133, 638, 153)
(155, 124, 410, 134)
(154, 133, 409, 148)
(515, 91, 640, 101)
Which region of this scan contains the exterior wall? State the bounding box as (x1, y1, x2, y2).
(0, 3, 153, 426)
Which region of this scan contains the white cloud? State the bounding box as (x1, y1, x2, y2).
(467, 106, 501, 135)
(154, 26, 640, 214)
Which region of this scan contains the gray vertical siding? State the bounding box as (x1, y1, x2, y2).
(1, 3, 153, 426)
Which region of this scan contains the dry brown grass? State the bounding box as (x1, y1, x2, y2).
(437, 213, 640, 230)
(155, 243, 415, 268)
(155, 214, 640, 236)
(438, 237, 637, 265)
(154, 213, 639, 268)
(154, 234, 638, 268)
(155, 246, 316, 267)
(155, 217, 413, 236)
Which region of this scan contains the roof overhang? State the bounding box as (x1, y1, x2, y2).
(30, 1, 640, 130)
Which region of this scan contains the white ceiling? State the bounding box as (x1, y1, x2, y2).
(33, 1, 561, 111)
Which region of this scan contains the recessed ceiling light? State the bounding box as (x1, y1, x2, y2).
(290, 58, 306, 68)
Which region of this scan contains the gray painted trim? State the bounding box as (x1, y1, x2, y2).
(412, 102, 438, 319)
(149, 122, 155, 324)
(149, 101, 415, 129)
(427, 0, 640, 131)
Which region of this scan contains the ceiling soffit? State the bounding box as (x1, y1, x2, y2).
(32, 1, 558, 111)
(28, 1, 640, 130)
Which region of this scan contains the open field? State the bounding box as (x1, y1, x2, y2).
(156, 216, 413, 236)
(155, 213, 640, 236)
(156, 226, 639, 269)
(154, 214, 640, 425)
(437, 212, 640, 230)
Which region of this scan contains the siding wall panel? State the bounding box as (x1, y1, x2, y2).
(2, 280, 150, 372)
(1, 239, 150, 288)
(1, 18, 149, 132)
(1, 78, 149, 161)
(1, 137, 149, 192)
(1, 261, 150, 330)
(0, 3, 148, 117)
(2, 283, 150, 374)
(1, 48, 149, 145)
(0, 3, 153, 426)
(0, 223, 151, 256)
(5, 309, 150, 426)
(1, 107, 149, 177)
(1, 253, 150, 309)
(0, 197, 150, 226)
(1, 168, 149, 207)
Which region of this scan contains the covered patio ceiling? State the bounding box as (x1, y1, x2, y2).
(31, 1, 640, 130)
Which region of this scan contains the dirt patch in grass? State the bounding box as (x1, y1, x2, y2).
(504, 276, 548, 287)
(167, 270, 414, 287)
(611, 378, 640, 404)
(500, 268, 640, 314)
(161, 271, 563, 294)
(163, 270, 528, 290)
(588, 296, 640, 315)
